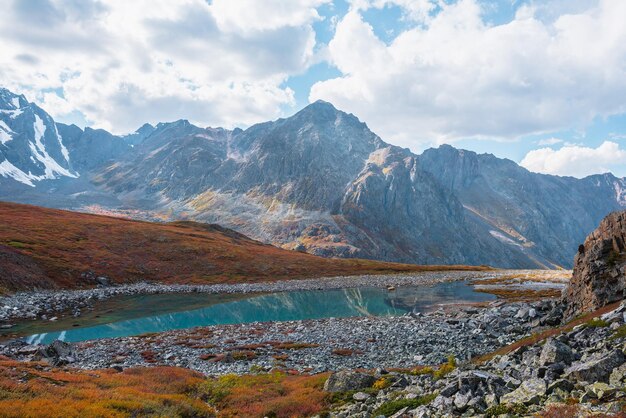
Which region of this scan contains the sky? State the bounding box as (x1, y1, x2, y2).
(1, 0, 625, 178)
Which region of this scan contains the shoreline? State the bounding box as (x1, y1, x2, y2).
(0, 269, 569, 325)
(2, 297, 560, 376)
(0, 270, 524, 323)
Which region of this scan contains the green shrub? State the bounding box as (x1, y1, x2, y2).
(484, 403, 528, 417)
(584, 318, 610, 328)
(407, 366, 434, 376)
(373, 393, 437, 416)
(197, 374, 238, 404)
(610, 324, 626, 340)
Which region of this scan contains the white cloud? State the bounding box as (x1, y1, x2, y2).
(310, 0, 626, 149)
(520, 141, 626, 178)
(0, 0, 327, 133)
(536, 137, 563, 146)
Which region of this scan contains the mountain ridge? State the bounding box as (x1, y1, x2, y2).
(1, 86, 625, 268)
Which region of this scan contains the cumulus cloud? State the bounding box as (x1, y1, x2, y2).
(310, 0, 626, 148)
(0, 0, 328, 133)
(520, 141, 626, 178)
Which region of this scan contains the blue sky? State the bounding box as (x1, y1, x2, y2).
(1, 0, 625, 177)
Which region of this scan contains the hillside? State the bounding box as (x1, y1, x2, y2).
(0, 201, 484, 292)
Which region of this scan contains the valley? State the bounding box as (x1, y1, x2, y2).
(2, 1, 626, 416)
(0, 202, 624, 417)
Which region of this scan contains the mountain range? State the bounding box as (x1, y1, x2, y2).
(1, 87, 625, 268)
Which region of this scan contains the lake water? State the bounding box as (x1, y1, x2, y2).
(17, 281, 495, 344)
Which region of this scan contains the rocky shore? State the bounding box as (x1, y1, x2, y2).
(0, 270, 524, 323)
(2, 298, 561, 375)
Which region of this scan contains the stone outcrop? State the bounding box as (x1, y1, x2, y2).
(323, 370, 376, 392)
(564, 210, 626, 318)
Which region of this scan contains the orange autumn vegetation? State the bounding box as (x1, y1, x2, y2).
(0, 360, 330, 418)
(0, 201, 490, 292)
(0, 360, 214, 417)
(199, 371, 329, 418)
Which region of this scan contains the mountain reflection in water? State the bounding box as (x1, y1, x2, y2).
(24, 281, 494, 344)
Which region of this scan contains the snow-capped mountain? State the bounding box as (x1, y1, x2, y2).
(0, 88, 77, 186)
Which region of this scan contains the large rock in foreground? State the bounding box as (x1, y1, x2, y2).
(564, 210, 626, 318)
(323, 370, 376, 392)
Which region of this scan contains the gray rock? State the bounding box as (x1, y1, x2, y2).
(585, 382, 616, 400)
(547, 379, 574, 394)
(453, 391, 472, 412)
(539, 338, 575, 366)
(565, 349, 625, 383)
(439, 382, 458, 397)
(610, 363, 626, 386)
(324, 371, 376, 392)
(96, 276, 111, 286)
(408, 406, 430, 418)
(36, 340, 76, 366)
(352, 392, 371, 402)
(500, 378, 547, 405)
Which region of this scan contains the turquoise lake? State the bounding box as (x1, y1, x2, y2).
(16, 281, 495, 344)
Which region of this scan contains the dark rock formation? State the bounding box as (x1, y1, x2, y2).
(564, 210, 626, 318)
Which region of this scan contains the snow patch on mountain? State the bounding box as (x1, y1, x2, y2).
(29, 114, 75, 179)
(489, 230, 523, 248)
(615, 180, 626, 206)
(0, 160, 37, 186)
(0, 120, 13, 144)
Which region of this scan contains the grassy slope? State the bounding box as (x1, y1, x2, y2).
(0, 201, 489, 292)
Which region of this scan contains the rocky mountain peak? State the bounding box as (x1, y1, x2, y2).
(564, 210, 626, 318)
(0, 87, 77, 186)
(0, 88, 28, 111)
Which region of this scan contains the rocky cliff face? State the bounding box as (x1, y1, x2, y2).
(564, 210, 626, 318)
(419, 145, 626, 268)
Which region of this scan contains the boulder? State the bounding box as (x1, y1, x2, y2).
(539, 338, 575, 366)
(609, 363, 626, 386)
(563, 210, 626, 319)
(500, 378, 547, 405)
(547, 379, 574, 394)
(409, 406, 430, 418)
(36, 340, 76, 366)
(453, 391, 472, 412)
(352, 392, 371, 401)
(323, 370, 376, 392)
(585, 382, 616, 400)
(565, 349, 625, 383)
